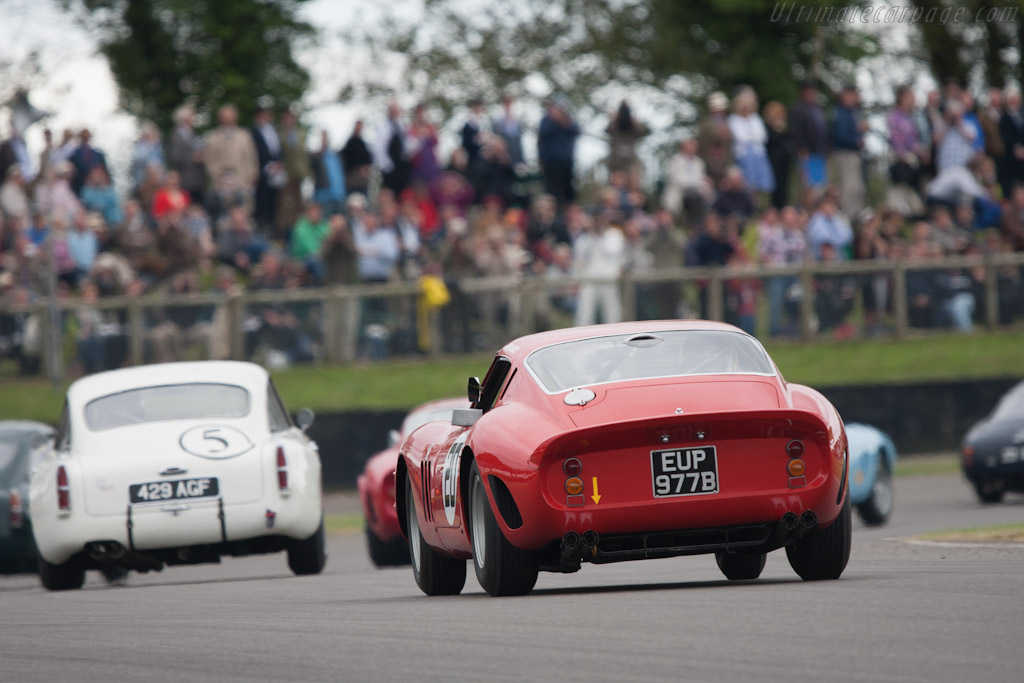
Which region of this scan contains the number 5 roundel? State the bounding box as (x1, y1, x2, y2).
(179, 425, 254, 459)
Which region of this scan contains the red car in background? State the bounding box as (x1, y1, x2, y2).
(358, 398, 467, 567)
(397, 321, 851, 596)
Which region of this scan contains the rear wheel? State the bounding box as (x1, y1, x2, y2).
(38, 554, 85, 591)
(856, 451, 894, 526)
(405, 474, 465, 596)
(973, 480, 1006, 504)
(366, 524, 410, 567)
(287, 518, 327, 575)
(468, 461, 538, 597)
(715, 551, 767, 580)
(786, 496, 852, 581)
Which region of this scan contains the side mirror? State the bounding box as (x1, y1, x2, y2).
(387, 429, 401, 448)
(467, 376, 482, 404)
(452, 408, 483, 428)
(295, 408, 315, 432)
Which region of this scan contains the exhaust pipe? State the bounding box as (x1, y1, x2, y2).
(781, 512, 799, 531)
(581, 530, 600, 549)
(562, 531, 580, 549)
(800, 510, 818, 529)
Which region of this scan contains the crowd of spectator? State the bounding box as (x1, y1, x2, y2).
(1, 79, 1024, 374)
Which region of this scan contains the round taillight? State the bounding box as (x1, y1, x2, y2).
(564, 477, 584, 495)
(786, 440, 805, 458)
(563, 458, 582, 476)
(787, 459, 806, 477)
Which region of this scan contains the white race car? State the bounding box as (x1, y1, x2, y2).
(30, 361, 325, 590)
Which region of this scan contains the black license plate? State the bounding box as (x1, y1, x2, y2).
(130, 478, 219, 504)
(651, 446, 719, 498)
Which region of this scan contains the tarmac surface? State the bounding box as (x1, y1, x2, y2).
(3, 473, 1023, 683)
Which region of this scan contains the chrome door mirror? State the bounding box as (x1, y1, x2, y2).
(295, 408, 315, 432)
(387, 429, 401, 448)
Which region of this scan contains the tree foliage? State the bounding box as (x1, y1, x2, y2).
(61, 0, 314, 130)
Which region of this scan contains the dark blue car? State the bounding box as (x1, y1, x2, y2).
(962, 382, 1024, 504)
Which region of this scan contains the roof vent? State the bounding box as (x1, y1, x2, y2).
(564, 388, 596, 406)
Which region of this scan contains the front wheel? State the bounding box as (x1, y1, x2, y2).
(973, 480, 1005, 504)
(287, 518, 327, 575)
(856, 451, 894, 526)
(786, 496, 852, 581)
(715, 551, 767, 580)
(468, 461, 538, 597)
(405, 474, 465, 596)
(38, 554, 85, 591)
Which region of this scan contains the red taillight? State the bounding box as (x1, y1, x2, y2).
(786, 440, 805, 458)
(563, 458, 582, 476)
(9, 490, 24, 528)
(57, 465, 70, 511)
(276, 447, 288, 490)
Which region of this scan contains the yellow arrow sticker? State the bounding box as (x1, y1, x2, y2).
(591, 477, 601, 504)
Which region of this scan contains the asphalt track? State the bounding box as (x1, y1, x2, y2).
(3, 473, 1023, 683)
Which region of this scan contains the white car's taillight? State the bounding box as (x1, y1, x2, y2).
(276, 447, 288, 491)
(57, 465, 71, 511)
(9, 490, 24, 528)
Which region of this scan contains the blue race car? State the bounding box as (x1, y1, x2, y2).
(845, 423, 897, 526)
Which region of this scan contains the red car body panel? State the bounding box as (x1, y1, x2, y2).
(358, 398, 466, 544)
(399, 321, 848, 562)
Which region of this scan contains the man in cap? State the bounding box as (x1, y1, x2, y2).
(697, 91, 733, 188)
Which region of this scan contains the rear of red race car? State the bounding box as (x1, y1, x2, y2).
(475, 406, 849, 581)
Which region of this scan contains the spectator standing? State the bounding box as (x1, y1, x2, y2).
(525, 194, 569, 260)
(572, 214, 625, 326)
(322, 213, 358, 285)
(310, 131, 346, 216)
(927, 100, 983, 206)
(789, 82, 829, 193)
(998, 87, 1024, 196)
(0, 119, 33, 185)
(204, 104, 259, 210)
(758, 206, 806, 336)
(131, 121, 165, 193)
(662, 137, 710, 223)
(728, 87, 774, 196)
(711, 166, 756, 223)
(354, 213, 400, 284)
(697, 91, 733, 188)
(763, 101, 795, 210)
(169, 104, 206, 204)
(887, 86, 925, 197)
(375, 102, 411, 196)
(34, 161, 81, 224)
(152, 170, 191, 221)
(80, 166, 122, 229)
(537, 96, 580, 204)
(491, 93, 524, 168)
(646, 209, 687, 319)
(250, 103, 284, 234)
(217, 205, 266, 275)
(67, 129, 108, 196)
(461, 98, 486, 168)
(831, 86, 867, 219)
(806, 195, 853, 260)
(341, 120, 373, 196)
(408, 104, 440, 184)
(979, 88, 1005, 170)
(67, 210, 99, 280)
(276, 106, 310, 236)
(0, 166, 30, 221)
(606, 100, 649, 180)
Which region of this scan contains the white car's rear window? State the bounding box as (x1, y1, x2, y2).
(84, 383, 250, 431)
(526, 330, 775, 393)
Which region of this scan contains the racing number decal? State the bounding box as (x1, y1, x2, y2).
(179, 425, 254, 459)
(440, 433, 468, 525)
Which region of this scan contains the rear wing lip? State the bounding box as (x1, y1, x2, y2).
(528, 409, 834, 469)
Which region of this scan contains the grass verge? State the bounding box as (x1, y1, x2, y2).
(894, 455, 961, 478)
(324, 512, 364, 536)
(914, 522, 1024, 544)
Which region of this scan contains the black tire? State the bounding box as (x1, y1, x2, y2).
(38, 554, 85, 591)
(856, 451, 895, 526)
(973, 480, 1006, 504)
(468, 460, 538, 597)
(366, 524, 410, 567)
(715, 551, 767, 580)
(405, 474, 465, 596)
(786, 496, 852, 581)
(287, 518, 328, 575)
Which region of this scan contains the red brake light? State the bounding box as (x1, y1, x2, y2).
(57, 465, 70, 511)
(276, 447, 288, 490)
(9, 490, 24, 528)
(563, 458, 582, 476)
(786, 440, 805, 458)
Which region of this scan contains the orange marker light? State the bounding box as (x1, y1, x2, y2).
(564, 477, 584, 495)
(787, 459, 806, 477)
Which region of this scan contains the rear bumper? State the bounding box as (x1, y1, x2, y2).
(33, 494, 320, 566)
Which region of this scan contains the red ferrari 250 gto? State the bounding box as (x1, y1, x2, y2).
(398, 321, 851, 597)
(358, 397, 466, 567)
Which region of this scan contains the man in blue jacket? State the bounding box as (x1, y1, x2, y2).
(538, 96, 580, 205)
(831, 85, 866, 219)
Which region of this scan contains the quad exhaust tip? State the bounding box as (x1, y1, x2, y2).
(581, 530, 600, 548)
(781, 512, 799, 530)
(800, 510, 818, 529)
(562, 531, 581, 549)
